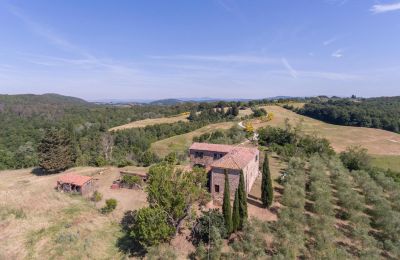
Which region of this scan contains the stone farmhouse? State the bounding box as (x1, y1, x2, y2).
(189, 142, 260, 203)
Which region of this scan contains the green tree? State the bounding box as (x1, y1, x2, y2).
(340, 145, 371, 171)
(238, 170, 248, 228)
(232, 189, 240, 232)
(37, 128, 76, 173)
(222, 170, 232, 233)
(131, 207, 175, 248)
(261, 153, 274, 208)
(146, 162, 208, 226)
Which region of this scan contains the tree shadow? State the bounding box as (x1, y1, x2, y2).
(31, 167, 47, 176)
(248, 194, 259, 200)
(247, 197, 264, 208)
(116, 232, 146, 257)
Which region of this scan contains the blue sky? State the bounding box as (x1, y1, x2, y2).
(0, 0, 400, 100)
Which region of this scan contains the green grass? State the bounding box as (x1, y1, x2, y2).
(371, 155, 400, 172)
(150, 121, 236, 157)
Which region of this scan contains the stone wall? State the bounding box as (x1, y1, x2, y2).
(189, 149, 227, 168)
(211, 167, 240, 204)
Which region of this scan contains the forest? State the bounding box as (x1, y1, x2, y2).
(0, 94, 275, 170)
(286, 96, 400, 133)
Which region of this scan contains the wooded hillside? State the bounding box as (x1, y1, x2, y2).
(290, 97, 400, 133)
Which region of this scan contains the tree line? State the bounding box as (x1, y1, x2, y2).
(286, 96, 400, 133)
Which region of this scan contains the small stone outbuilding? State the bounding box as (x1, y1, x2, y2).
(57, 174, 94, 195)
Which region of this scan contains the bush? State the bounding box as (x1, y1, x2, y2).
(192, 209, 228, 244)
(91, 190, 103, 202)
(122, 175, 141, 187)
(101, 198, 117, 214)
(340, 146, 371, 171)
(130, 207, 175, 248)
(252, 107, 267, 117)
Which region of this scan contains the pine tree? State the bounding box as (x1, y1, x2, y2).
(261, 152, 274, 208)
(37, 128, 76, 173)
(222, 170, 232, 233)
(238, 170, 248, 228)
(232, 189, 240, 232)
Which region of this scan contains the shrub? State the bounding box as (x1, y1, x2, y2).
(340, 146, 371, 171)
(101, 198, 117, 214)
(91, 190, 103, 202)
(130, 207, 175, 248)
(122, 175, 141, 187)
(192, 209, 227, 244)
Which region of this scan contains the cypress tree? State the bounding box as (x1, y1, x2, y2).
(238, 170, 248, 228)
(261, 152, 274, 208)
(232, 189, 240, 232)
(222, 170, 232, 233)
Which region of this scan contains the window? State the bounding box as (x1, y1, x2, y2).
(214, 153, 223, 160)
(195, 152, 204, 158)
(214, 185, 220, 193)
(255, 155, 258, 162)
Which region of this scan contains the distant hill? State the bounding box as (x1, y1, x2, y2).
(0, 93, 92, 117)
(0, 93, 89, 105)
(149, 99, 186, 105)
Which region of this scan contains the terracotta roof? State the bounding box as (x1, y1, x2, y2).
(58, 174, 92, 186)
(211, 147, 258, 169)
(189, 142, 234, 153)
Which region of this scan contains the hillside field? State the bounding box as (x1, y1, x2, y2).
(150, 121, 236, 157)
(0, 167, 148, 259)
(255, 105, 400, 155)
(108, 113, 189, 131)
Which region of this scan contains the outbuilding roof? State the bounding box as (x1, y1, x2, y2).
(58, 174, 92, 186)
(189, 142, 234, 153)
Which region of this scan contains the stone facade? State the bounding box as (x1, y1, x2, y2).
(189, 142, 260, 204)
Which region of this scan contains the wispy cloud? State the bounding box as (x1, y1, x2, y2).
(370, 2, 400, 14)
(6, 5, 92, 59)
(332, 49, 344, 58)
(323, 37, 337, 46)
(214, 0, 245, 21)
(325, 0, 349, 6)
(281, 58, 298, 78)
(6, 5, 142, 77)
(151, 54, 280, 64)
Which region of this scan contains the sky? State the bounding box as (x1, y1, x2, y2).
(0, 0, 400, 100)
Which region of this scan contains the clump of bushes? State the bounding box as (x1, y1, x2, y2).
(121, 175, 141, 188)
(101, 198, 117, 214)
(339, 145, 370, 171)
(251, 107, 267, 118)
(258, 125, 334, 160)
(193, 126, 246, 145)
(91, 190, 103, 202)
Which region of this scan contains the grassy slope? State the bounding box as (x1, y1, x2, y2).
(370, 155, 400, 172)
(150, 121, 237, 158)
(109, 113, 189, 131)
(254, 105, 400, 155)
(0, 167, 148, 259)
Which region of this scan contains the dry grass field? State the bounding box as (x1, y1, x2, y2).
(109, 108, 253, 132)
(109, 113, 189, 131)
(0, 167, 148, 259)
(150, 121, 237, 158)
(254, 105, 400, 156)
